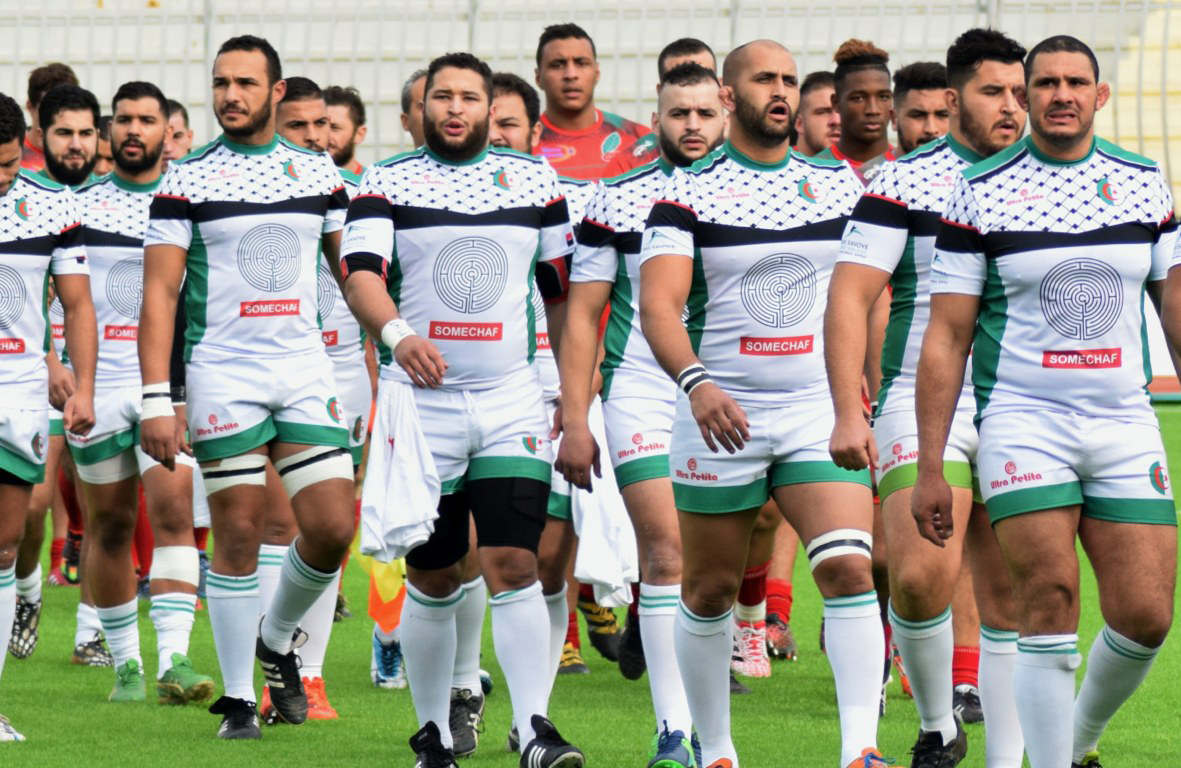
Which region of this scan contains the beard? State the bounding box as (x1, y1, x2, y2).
(44, 149, 96, 187)
(330, 137, 356, 168)
(113, 138, 164, 175)
(960, 107, 1023, 157)
(734, 95, 793, 148)
(659, 131, 718, 168)
(1032, 105, 1092, 149)
(423, 115, 489, 163)
(217, 100, 273, 139)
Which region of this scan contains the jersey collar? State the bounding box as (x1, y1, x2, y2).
(944, 133, 984, 164)
(110, 172, 163, 193)
(540, 109, 603, 138)
(1025, 135, 1096, 167)
(723, 141, 790, 171)
(657, 156, 675, 176)
(425, 144, 489, 167)
(219, 133, 280, 156)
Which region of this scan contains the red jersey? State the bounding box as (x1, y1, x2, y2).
(816, 144, 896, 187)
(602, 132, 659, 178)
(20, 138, 44, 172)
(535, 109, 649, 181)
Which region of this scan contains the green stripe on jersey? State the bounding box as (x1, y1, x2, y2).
(972, 258, 1007, 422)
(526, 244, 539, 364)
(877, 236, 918, 413)
(184, 226, 210, 362)
(686, 249, 709, 355)
(600, 255, 636, 400)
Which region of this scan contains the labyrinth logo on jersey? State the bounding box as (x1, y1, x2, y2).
(0, 264, 27, 329)
(106, 257, 143, 319)
(1150, 461, 1169, 494)
(240, 299, 300, 317)
(1039, 258, 1123, 340)
(1042, 348, 1122, 368)
(237, 223, 302, 292)
(432, 236, 509, 313)
(739, 335, 813, 356)
(740, 254, 816, 328)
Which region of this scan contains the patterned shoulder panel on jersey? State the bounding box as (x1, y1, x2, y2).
(559, 175, 596, 224)
(76, 174, 156, 244)
(0, 172, 85, 255)
(1095, 137, 1158, 170)
(579, 162, 667, 254)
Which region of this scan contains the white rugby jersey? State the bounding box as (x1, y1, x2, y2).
(319, 167, 364, 359)
(639, 142, 863, 407)
(76, 174, 159, 385)
(145, 134, 349, 363)
(837, 135, 982, 416)
(0, 171, 88, 405)
(932, 136, 1178, 424)
(340, 146, 574, 390)
(574, 158, 676, 402)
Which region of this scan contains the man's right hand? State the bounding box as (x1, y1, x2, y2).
(911, 469, 954, 547)
(48, 358, 75, 411)
(829, 414, 878, 471)
(689, 381, 750, 454)
(141, 414, 179, 471)
(555, 423, 601, 491)
(395, 337, 448, 389)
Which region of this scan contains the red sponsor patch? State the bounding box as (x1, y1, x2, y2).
(0, 338, 25, 353)
(1041, 348, 1121, 369)
(535, 332, 550, 350)
(52, 324, 64, 340)
(104, 325, 137, 341)
(739, 335, 814, 356)
(240, 299, 300, 317)
(322, 330, 339, 346)
(429, 321, 503, 341)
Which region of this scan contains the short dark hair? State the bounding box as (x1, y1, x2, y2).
(0, 93, 27, 145)
(27, 63, 78, 108)
(492, 72, 540, 127)
(657, 38, 716, 78)
(98, 115, 112, 141)
(660, 61, 718, 89)
(324, 85, 366, 127)
(216, 35, 282, 86)
(426, 53, 493, 101)
(892, 62, 948, 102)
(166, 99, 190, 128)
(1024, 34, 1099, 83)
(536, 23, 596, 67)
(401, 69, 427, 114)
(946, 28, 1027, 90)
(800, 70, 836, 100)
(111, 81, 169, 119)
(38, 85, 100, 134)
(833, 39, 891, 95)
(280, 76, 322, 104)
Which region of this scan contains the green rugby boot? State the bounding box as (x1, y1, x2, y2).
(158, 653, 215, 704)
(110, 658, 146, 702)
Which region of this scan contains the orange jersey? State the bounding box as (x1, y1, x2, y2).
(816, 144, 896, 187)
(20, 138, 44, 172)
(602, 132, 659, 179)
(535, 109, 649, 181)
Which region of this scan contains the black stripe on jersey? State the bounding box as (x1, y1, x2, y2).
(576, 218, 614, 248)
(346, 194, 393, 224)
(694, 218, 846, 248)
(615, 232, 642, 254)
(328, 186, 350, 211)
(391, 205, 545, 231)
(536, 256, 570, 302)
(911, 210, 941, 239)
(0, 233, 58, 255)
(342, 253, 387, 281)
(850, 193, 908, 230)
(646, 200, 697, 231)
(983, 222, 1157, 258)
(150, 194, 191, 220)
(84, 230, 142, 248)
(541, 196, 572, 228)
(57, 223, 84, 250)
(935, 218, 984, 254)
(190, 195, 332, 223)
(1158, 214, 1178, 241)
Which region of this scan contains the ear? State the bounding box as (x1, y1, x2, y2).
(530, 120, 542, 149)
(355, 124, 367, 145)
(272, 78, 287, 104)
(944, 87, 959, 117)
(1095, 81, 1111, 111)
(1014, 83, 1029, 112)
(718, 85, 737, 113)
(650, 109, 659, 134)
(534, 67, 542, 89)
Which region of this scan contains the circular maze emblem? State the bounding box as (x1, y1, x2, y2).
(1039, 258, 1123, 340)
(106, 257, 143, 320)
(236, 223, 302, 292)
(432, 236, 508, 314)
(740, 254, 816, 328)
(317, 262, 337, 318)
(0, 265, 26, 329)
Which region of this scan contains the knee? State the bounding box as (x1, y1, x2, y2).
(890, 558, 953, 612)
(1109, 605, 1174, 649)
(149, 496, 193, 540)
(488, 550, 539, 591)
(409, 564, 464, 598)
(640, 539, 682, 584)
(91, 509, 136, 552)
(813, 555, 876, 597)
(1018, 575, 1077, 632)
(682, 570, 741, 617)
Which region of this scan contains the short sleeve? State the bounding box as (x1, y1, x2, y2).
(836, 163, 909, 273)
(340, 168, 395, 276)
(145, 165, 193, 250)
(571, 182, 618, 283)
(323, 162, 350, 234)
(930, 175, 987, 296)
(49, 190, 88, 277)
(639, 169, 697, 265)
(1149, 169, 1176, 281)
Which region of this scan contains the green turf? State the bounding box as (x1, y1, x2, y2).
(2, 411, 1180, 766)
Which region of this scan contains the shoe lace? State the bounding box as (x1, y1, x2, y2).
(378, 640, 402, 676)
(861, 754, 895, 767)
(654, 722, 682, 754)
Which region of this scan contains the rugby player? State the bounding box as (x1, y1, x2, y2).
(891, 62, 950, 155)
(140, 35, 356, 739)
(21, 63, 79, 172)
(94, 116, 115, 177)
(324, 85, 367, 176)
(69, 81, 214, 704)
(640, 40, 886, 768)
(827, 28, 1028, 767)
(401, 69, 427, 149)
(817, 40, 895, 184)
(161, 99, 194, 172)
(916, 35, 1178, 768)
(339, 52, 583, 768)
(793, 71, 840, 157)
(0, 90, 96, 741)
(533, 23, 649, 180)
(558, 60, 726, 768)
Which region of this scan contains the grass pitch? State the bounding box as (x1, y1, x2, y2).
(3, 409, 1180, 766)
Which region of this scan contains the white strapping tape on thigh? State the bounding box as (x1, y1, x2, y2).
(273, 446, 353, 498)
(200, 453, 268, 494)
(149, 545, 199, 585)
(805, 529, 873, 571)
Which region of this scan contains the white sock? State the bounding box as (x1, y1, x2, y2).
(150, 592, 197, 678)
(0, 566, 14, 680)
(206, 571, 260, 703)
(1073, 626, 1160, 762)
(402, 582, 462, 749)
(640, 583, 692, 735)
(1015, 634, 1081, 768)
(15, 564, 41, 603)
(297, 569, 341, 679)
(889, 602, 956, 744)
(260, 540, 338, 655)
(75, 602, 102, 646)
(734, 598, 765, 623)
(96, 599, 142, 670)
(675, 601, 737, 766)
(257, 543, 288, 621)
(543, 584, 568, 702)
(980, 626, 1024, 768)
(490, 582, 550, 749)
(375, 622, 398, 643)
(825, 592, 884, 766)
(452, 575, 487, 695)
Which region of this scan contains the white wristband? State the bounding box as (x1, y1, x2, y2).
(141, 382, 175, 420)
(380, 318, 417, 350)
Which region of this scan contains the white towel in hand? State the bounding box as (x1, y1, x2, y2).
(360, 379, 441, 562)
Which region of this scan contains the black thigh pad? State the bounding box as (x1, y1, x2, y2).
(468, 477, 549, 553)
(405, 491, 471, 570)
(0, 468, 32, 487)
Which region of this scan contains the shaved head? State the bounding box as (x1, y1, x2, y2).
(722, 39, 792, 86)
